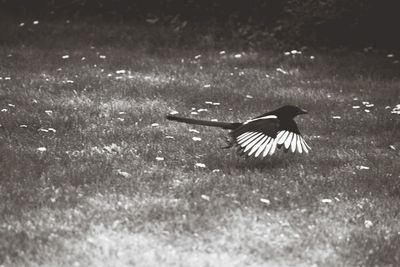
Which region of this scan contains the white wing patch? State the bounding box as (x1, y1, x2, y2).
(243, 115, 277, 125)
(235, 130, 311, 158)
(250, 136, 268, 156)
(263, 138, 274, 157)
(257, 137, 271, 157)
(240, 132, 262, 147)
(235, 132, 278, 158)
(276, 130, 311, 153)
(244, 134, 264, 152)
(237, 131, 256, 142)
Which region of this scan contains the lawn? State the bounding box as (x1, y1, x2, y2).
(1, 20, 400, 267)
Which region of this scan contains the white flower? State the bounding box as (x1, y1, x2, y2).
(201, 194, 210, 201)
(116, 70, 126, 74)
(234, 54, 242, 58)
(203, 84, 211, 88)
(356, 165, 370, 170)
(276, 68, 288, 75)
(155, 157, 164, 161)
(321, 199, 332, 203)
(260, 198, 271, 205)
(117, 170, 131, 178)
(352, 106, 360, 109)
(99, 55, 106, 59)
(33, 20, 39, 25)
(245, 95, 253, 99)
(219, 51, 226, 55)
(189, 129, 200, 133)
(195, 163, 206, 168)
(192, 137, 202, 141)
(62, 55, 70, 59)
(151, 123, 159, 127)
(364, 220, 373, 228)
(37, 147, 47, 152)
(332, 116, 341, 119)
(194, 54, 201, 59)
(169, 110, 179, 115)
(146, 17, 159, 24)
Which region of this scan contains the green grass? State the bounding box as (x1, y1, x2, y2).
(1, 20, 400, 266)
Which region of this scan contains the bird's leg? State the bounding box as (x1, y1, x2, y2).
(221, 136, 233, 149)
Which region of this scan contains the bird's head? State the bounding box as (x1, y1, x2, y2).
(273, 105, 308, 118)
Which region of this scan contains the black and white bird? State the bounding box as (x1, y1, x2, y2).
(166, 105, 311, 158)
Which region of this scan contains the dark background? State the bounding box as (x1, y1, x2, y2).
(1, 0, 400, 48)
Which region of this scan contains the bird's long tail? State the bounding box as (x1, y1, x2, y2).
(166, 115, 240, 130)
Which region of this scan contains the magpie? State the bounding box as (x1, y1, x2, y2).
(166, 105, 310, 158)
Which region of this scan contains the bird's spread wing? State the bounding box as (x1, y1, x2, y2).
(230, 115, 280, 158)
(275, 130, 311, 154)
(230, 115, 311, 158)
(275, 119, 311, 154)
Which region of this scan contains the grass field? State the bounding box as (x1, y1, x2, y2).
(1, 20, 400, 266)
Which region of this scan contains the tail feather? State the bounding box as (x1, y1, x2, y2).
(166, 115, 240, 130)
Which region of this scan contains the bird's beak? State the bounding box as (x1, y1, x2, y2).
(299, 109, 308, 115)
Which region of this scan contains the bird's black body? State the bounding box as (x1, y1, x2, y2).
(166, 105, 310, 158)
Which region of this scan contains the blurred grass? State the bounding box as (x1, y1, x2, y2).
(1, 19, 400, 266)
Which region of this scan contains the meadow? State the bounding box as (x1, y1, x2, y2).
(1, 20, 400, 266)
